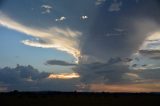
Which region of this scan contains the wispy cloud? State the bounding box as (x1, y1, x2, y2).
(95, 0, 106, 6)
(0, 12, 82, 62)
(22, 39, 55, 48)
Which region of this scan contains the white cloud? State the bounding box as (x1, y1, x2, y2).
(41, 5, 52, 9)
(81, 16, 88, 20)
(95, 0, 106, 6)
(0, 12, 82, 63)
(108, 0, 122, 12)
(22, 39, 55, 48)
(55, 16, 66, 22)
(41, 4, 53, 14)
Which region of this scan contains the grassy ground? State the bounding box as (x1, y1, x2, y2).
(0, 92, 160, 106)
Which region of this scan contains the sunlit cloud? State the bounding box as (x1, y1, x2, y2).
(55, 16, 66, 22)
(22, 39, 55, 48)
(0, 12, 82, 63)
(81, 16, 88, 20)
(146, 32, 160, 41)
(48, 73, 80, 79)
(89, 83, 160, 92)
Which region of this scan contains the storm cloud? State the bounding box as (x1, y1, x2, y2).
(0, 65, 79, 91)
(1, 0, 160, 92)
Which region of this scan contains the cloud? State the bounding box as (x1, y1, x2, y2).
(139, 68, 160, 80)
(123, 73, 141, 82)
(81, 16, 88, 20)
(139, 50, 160, 55)
(108, 0, 122, 12)
(55, 16, 66, 22)
(41, 4, 53, 14)
(0, 12, 82, 62)
(1, 63, 160, 92)
(48, 73, 80, 79)
(95, 0, 106, 6)
(139, 32, 160, 56)
(41, 5, 52, 9)
(22, 39, 55, 48)
(45, 60, 77, 66)
(1, 0, 160, 92)
(150, 56, 160, 60)
(0, 65, 79, 91)
(89, 83, 160, 92)
(75, 56, 160, 86)
(74, 57, 133, 84)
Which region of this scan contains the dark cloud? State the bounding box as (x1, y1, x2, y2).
(74, 0, 160, 86)
(150, 56, 160, 60)
(139, 50, 160, 55)
(1, 0, 160, 91)
(139, 68, 160, 80)
(80, 0, 160, 62)
(75, 55, 160, 85)
(45, 60, 76, 66)
(0, 65, 78, 91)
(74, 57, 132, 84)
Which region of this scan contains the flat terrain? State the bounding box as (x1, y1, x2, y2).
(0, 92, 160, 106)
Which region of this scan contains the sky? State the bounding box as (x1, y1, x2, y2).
(1, 0, 160, 92)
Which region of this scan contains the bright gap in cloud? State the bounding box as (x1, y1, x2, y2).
(130, 31, 160, 70)
(48, 73, 80, 79)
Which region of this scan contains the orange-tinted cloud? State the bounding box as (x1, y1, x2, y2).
(48, 73, 80, 79)
(89, 83, 160, 92)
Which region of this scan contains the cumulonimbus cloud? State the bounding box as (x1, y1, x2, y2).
(0, 11, 82, 63)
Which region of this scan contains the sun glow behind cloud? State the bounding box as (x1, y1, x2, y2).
(89, 83, 160, 92)
(0, 12, 82, 63)
(140, 32, 160, 50)
(130, 31, 160, 70)
(48, 73, 80, 79)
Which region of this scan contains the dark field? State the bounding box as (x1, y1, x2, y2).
(0, 92, 160, 106)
